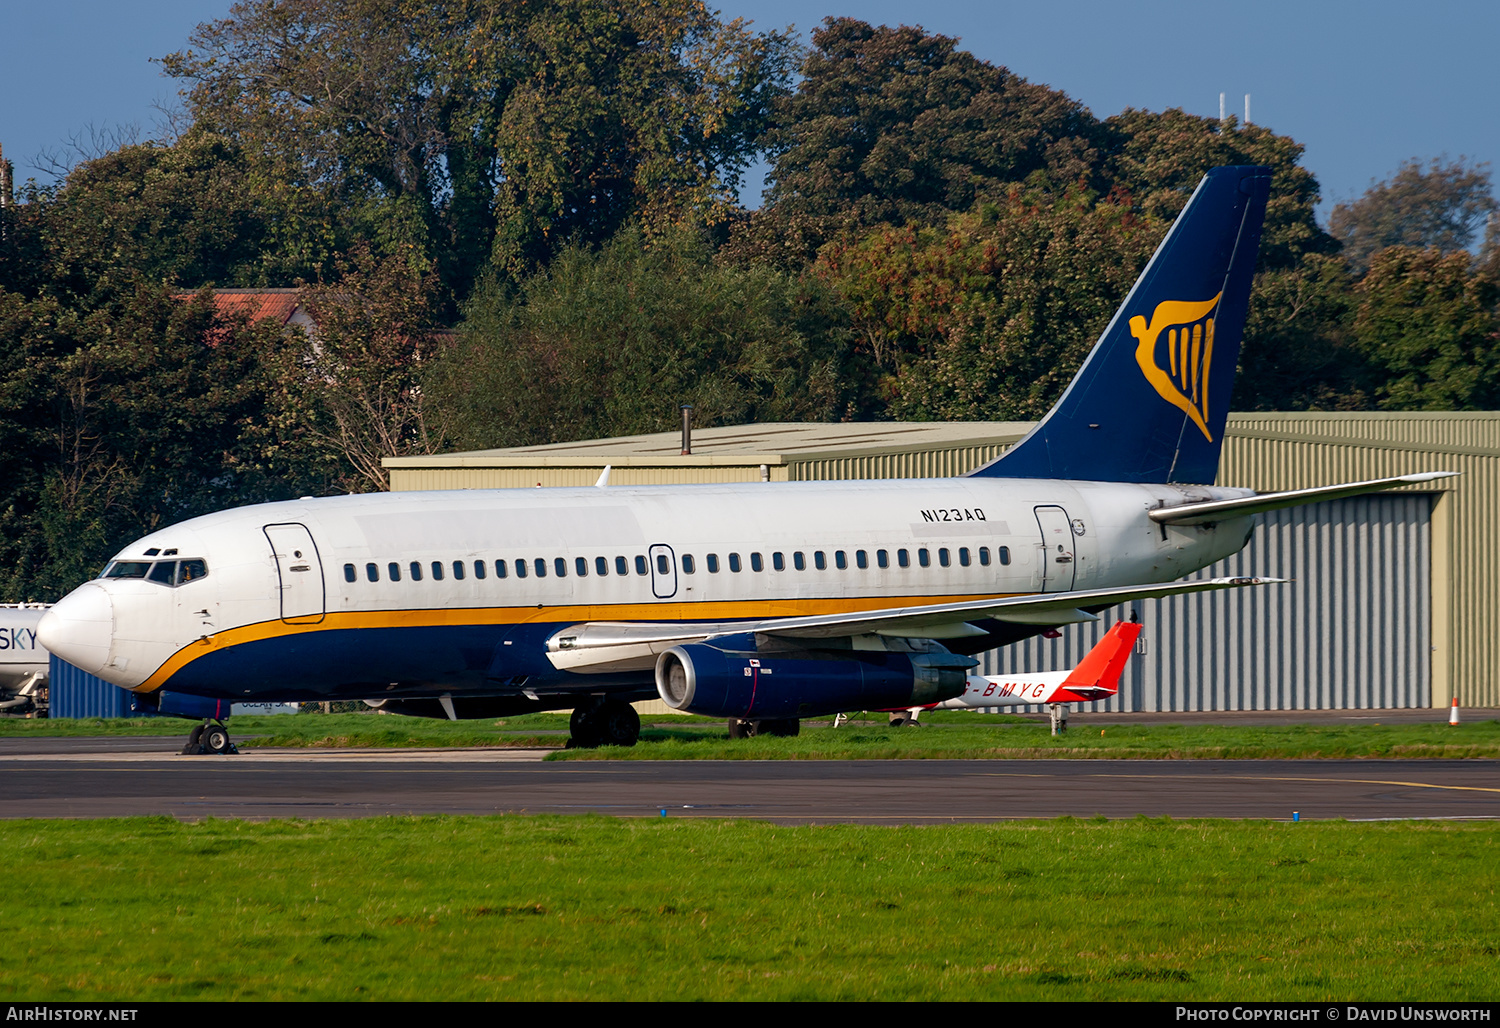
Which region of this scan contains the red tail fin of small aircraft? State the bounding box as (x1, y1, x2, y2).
(1055, 621, 1143, 701)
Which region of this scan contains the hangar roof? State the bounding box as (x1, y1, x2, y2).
(383, 421, 1036, 469)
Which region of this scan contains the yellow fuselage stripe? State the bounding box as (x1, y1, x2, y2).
(139, 592, 1018, 693)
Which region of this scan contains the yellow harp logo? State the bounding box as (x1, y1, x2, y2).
(1130, 293, 1223, 442)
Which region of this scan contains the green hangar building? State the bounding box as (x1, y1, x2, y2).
(383, 413, 1500, 712)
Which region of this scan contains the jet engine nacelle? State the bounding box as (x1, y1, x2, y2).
(654, 637, 974, 719)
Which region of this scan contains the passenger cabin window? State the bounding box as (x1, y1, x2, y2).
(535, 558, 548, 578)
(431, 562, 444, 581)
(773, 552, 785, 571)
(728, 553, 742, 573)
(344, 563, 357, 583)
(615, 556, 629, 576)
(366, 563, 379, 583)
(656, 554, 670, 575)
(681, 554, 695, 574)
(792, 552, 805, 571)
(978, 547, 991, 567)
(576, 557, 589, 577)
(474, 560, 486, 580)
(938, 548, 950, 567)
(389, 562, 402, 582)
(833, 551, 845, 570)
(515, 560, 527, 579)
(494, 560, 508, 579)
(751, 553, 764, 572)
(856, 550, 868, 569)
(555, 557, 567, 578)
(706, 554, 720, 573)
(634, 555, 648, 576)
(876, 550, 889, 569)
(410, 562, 423, 581)
(959, 548, 971, 567)
(596, 556, 609, 576)
(452, 561, 464, 581)
(999, 546, 1011, 566)
(918, 548, 931, 568)
(898, 549, 911, 568)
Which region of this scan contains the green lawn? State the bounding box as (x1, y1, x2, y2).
(5, 712, 1499, 760)
(2, 817, 1495, 1001)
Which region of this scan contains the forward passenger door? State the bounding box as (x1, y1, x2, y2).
(264, 523, 326, 623)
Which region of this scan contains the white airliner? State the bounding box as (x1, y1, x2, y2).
(37, 167, 1453, 751)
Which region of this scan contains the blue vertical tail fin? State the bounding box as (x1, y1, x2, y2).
(969, 166, 1271, 484)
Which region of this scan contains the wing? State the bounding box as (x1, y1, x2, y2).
(544, 576, 1280, 673)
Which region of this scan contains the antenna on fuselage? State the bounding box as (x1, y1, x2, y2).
(595, 465, 612, 488)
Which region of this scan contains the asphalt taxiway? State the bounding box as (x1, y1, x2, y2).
(1, 737, 1496, 821)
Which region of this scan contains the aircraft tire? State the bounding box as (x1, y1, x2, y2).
(202, 723, 234, 755)
(569, 705, 604, 748)
(598, 701, 639, 747)
(728, 719, 755, 739)
(181, 723, 206, 756)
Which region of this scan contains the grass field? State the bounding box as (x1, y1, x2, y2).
(2, 816, 1496, 1001)
(5, 712, 1499, 760)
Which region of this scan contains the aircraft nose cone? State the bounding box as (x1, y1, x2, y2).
(37, 584, 113, 676)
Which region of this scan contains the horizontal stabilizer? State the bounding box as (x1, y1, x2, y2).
(1149, 472, 1459, 526)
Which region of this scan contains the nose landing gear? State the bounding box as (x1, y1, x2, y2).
(182, 720, 238, 755)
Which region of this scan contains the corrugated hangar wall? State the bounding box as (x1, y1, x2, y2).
(985, 495, 1433, 711)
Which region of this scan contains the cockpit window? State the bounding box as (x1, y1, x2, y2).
(109, 558, 211, 586)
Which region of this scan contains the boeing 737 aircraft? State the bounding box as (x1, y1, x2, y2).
(37, 167, 1453, 751)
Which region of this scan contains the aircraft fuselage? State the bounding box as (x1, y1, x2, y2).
(42, 477, 1253, 704)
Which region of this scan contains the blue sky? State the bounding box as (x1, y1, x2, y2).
(2, 1, 1495, 221)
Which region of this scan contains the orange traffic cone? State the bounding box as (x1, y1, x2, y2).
(1449, 697, 1461, 726)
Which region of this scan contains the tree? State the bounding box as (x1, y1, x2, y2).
(1104, 108, 1334, 272)
(1352, 246, 1500, 410)
(290, 243, 447, 492)
(0, 284, 314, 601)
(1232, 257, 1373, 411)
(727, 18, 1101, 267)
(1329, 157, 1498, 275)
(19, 132, 333, 306)
(161, 0, 796, 300)
(814, 185, 1163, 421)
(431, 225, 861, 448)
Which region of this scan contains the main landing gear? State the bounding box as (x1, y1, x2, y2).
(727, 717, 800, 739)
(182, 719, 238, 756)
(568, 698, 640, 748)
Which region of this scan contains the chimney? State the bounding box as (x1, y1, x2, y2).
(680, 405, 693, 455)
